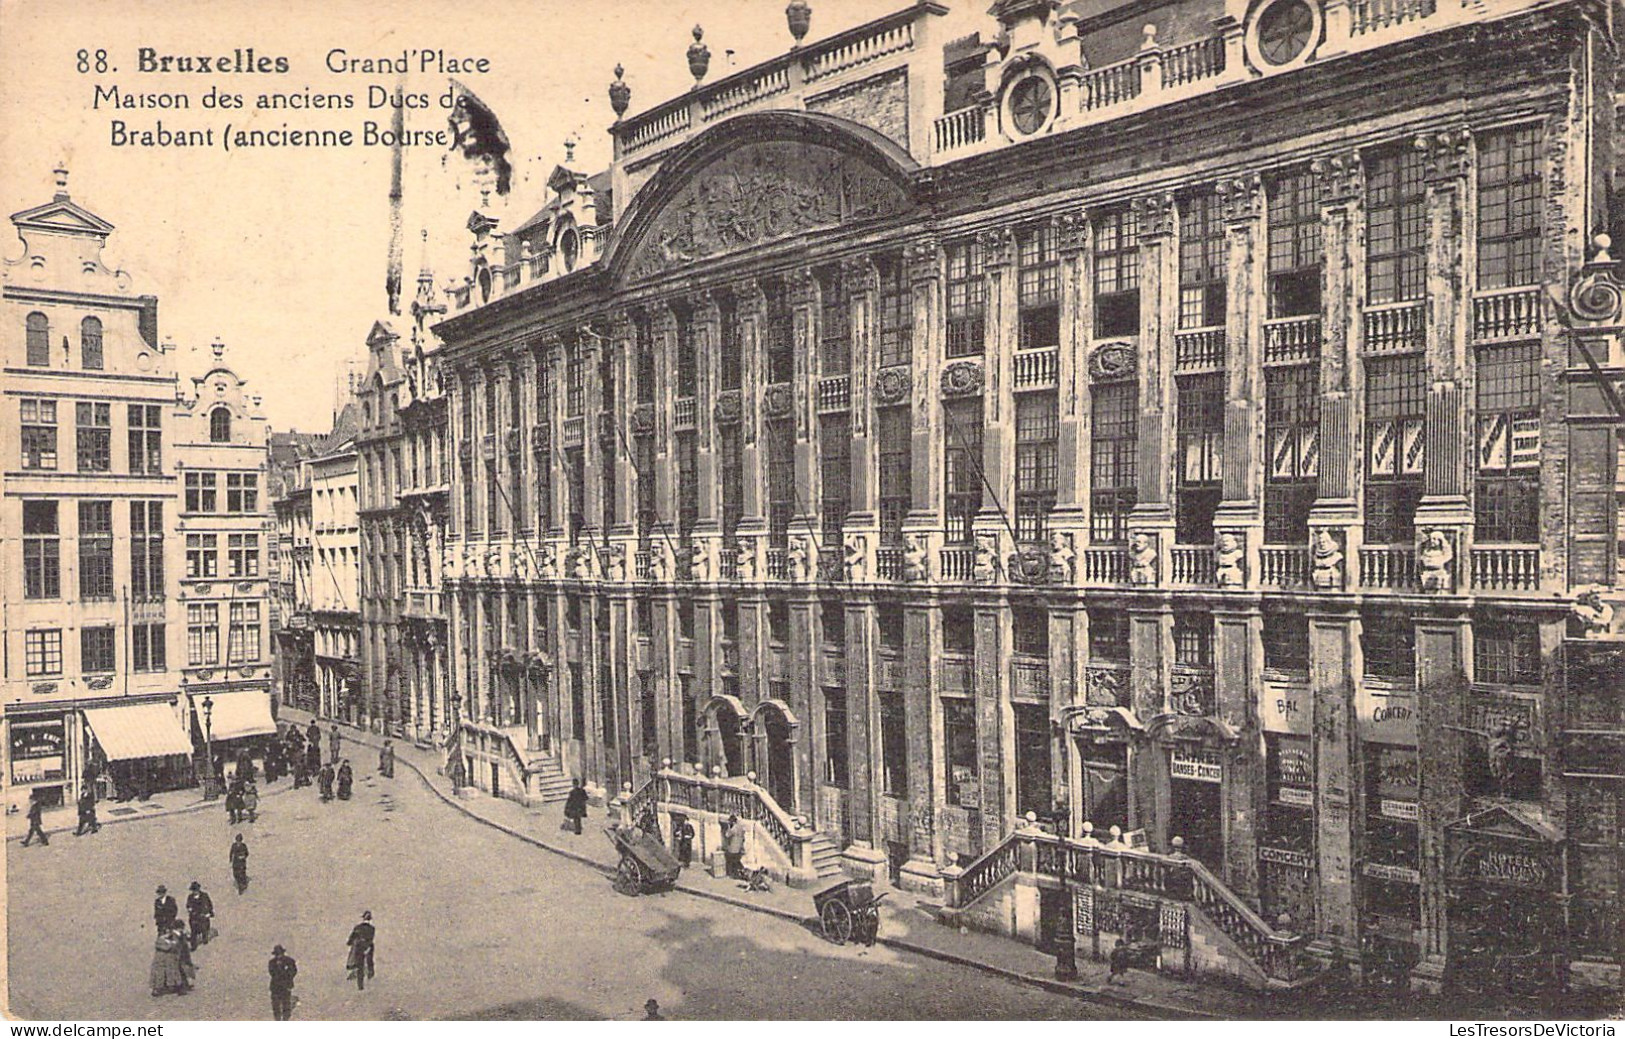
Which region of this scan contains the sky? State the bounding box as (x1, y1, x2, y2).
(0, 0, 950, 434)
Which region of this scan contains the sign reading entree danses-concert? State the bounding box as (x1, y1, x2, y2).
(1170, 749, 1222, 783)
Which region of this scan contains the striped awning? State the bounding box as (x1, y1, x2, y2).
(82, 702, 194, 762)
(193, 692, 276, 742)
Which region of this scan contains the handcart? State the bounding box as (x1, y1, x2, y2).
(813, 878, 886, 946)
(604, 824, 682, 896)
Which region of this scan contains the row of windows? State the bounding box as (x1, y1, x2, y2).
(22, 623, 167, 677)
(19, 400, 161, 474)
(184, 471, 260, 514)
(22, 499, 165, 601)
(185, 532, 261, 579)
(184, 602, 263, 666)
(22, 314, 103, 370)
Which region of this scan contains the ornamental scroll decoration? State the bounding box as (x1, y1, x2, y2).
(626, 141, 910, 279)
(1414, 128, 1472, 183)
(1569, 234, 1625, 325)
(1136, 192, 1177, 239)
(1310, 151, 1363, 204)
(763, 383, 794, 420)
(941, 361, 984, 399)
(714, 389, 743, 425)
(1085, 666, 1128, 708)
(1088, 342, 1137, 382)
(630, 404, 655, 436)
(874, 365, 912, 406)
(1214, 172, 1264, 223)
(1170, 670, 1215, 716)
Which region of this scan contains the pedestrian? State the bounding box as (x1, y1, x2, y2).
(675, 818, 695, 867)
(237, 751, 258, 786)
(291, 754, 308, 790)
(1108, 936, 1131, 984)
(268, 944, 298, 1020)
(154, 885, 179, 930)
(230, 833, 250, 894)
(563, 779, 589, 835)
(305, 720, 321, 752)
(378, 739, 395, 779)
(449, 755, 465, 794)
(263, 743, 280, 785)
(336, 759, 354, 800)
(722, 814, 746, 879)
(345, 910, 375, 990)
(305, 742, 322, 782)
(186, 881, 215, 949)
(225, 782, 244, 825)
(20, 793, 49, 846)
(643, 999, 665, 1020)
(328, 724, 341, 766)
(243, 781, 260, 823)
(75, 785, 101, 836)
(149, 923, 192, 997)
(318, 763, 335, 802)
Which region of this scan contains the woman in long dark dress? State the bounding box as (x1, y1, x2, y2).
(336, 760, 354, 800)
(149, 923, 193, 996)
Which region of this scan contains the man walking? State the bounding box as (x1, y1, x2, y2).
(318, 762, 335, 802)
(20, 793, 49, 846)
(75, 785, 101, 836)
(328, 724, 341, 766)
(268, 944, 298, 1020)
(305, 720, 321, 752)
(153, 885, 178, 931)
(722, 814, 746, 879)
(563, 779, 588, 835)
(304, 742, 322, 785)
(186, 881, 214, 949)
(229, 833, 250, 894)
(675, 817, 695, 867)
(378, 739, 395, 779)
(345, 911, 375, 990)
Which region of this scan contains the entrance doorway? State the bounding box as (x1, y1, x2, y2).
(1169, 778, 1223, 869)
(704, 698, 746, 777)
(758, 704, 796, 810)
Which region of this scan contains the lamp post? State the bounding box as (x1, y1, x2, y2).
(201, 695, 219, 800)
(1048, 811, 1079, 981)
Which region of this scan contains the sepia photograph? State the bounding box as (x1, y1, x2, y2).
(1, 0, 1623, 1025)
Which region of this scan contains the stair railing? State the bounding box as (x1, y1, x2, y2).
(651, 767, 817, 872)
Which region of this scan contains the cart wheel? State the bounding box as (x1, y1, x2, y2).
(616, 857, 643, 896)
(821, 899, 853, 945)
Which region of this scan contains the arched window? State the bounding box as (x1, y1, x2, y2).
(210, 406, 232, 443)
(80, 316, 103, 370)
(25, 312, 49, 366)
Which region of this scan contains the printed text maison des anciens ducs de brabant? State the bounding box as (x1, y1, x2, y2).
(82, 46, 492, 151)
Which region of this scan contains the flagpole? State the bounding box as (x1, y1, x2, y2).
(386, 72, 406, 317)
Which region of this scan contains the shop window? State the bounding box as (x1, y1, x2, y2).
(944, 698, 978, 808)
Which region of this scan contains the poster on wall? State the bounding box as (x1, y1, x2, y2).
(1170, 749, 1222, 783)
(9, 717, 65, 785)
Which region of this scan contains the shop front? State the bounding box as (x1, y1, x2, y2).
(81, 699, 197, 799)
(191, 691, 278, 781)
(1445, 805, 1570, 998)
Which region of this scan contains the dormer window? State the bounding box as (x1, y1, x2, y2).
(560, 228, 580, 271)
(209, 406, 232, 443)
(1005, 69, 1054, 138)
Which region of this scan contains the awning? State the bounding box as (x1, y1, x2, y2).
(193, 692, 276, 741)
(82, 702, 194, 762)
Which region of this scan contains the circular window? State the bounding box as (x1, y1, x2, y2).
(1254, 0, 1317, 66)
(560, 228, 580, 271)
(1008, 75, 1053, 137)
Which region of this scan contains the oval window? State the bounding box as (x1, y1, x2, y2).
(1009, 76, 1053, 137)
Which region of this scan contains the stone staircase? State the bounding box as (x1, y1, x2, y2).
(494, 726, 573, 804)
(808, 831, 844, 881)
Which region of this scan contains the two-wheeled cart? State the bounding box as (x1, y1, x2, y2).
(604, 825, 682, 896)
(813, 878, 886, 946)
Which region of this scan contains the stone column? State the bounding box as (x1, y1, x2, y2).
(974, 601, 1010, 851)
(1130, 192, 1178, 568)
(976, 227, 1016, 553)
(1309, 153, 1365, 577)
(1054, 212, 1090, 523)
(904, 238, 942, 527)
(1411, 615, 1469, 994)
(736, 280, 767, 546)
(843, 593, 887, 879)
(1214, 605, 1264, 901)
(1213, 176, 1266, 575)
(608, 314, 637, 541)
(1128, 605, 1170, 843)
(900, 600, 943, 892)
(845, 257, 877, 528)
(1308, 608, 1361, 961)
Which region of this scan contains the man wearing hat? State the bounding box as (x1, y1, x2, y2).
(643, 999, 665, 1020)
(345, 910, 376, 990)
(186, 881, 214, 949)
(268, 944, 298, 1020)
(152, 885, 178, 931)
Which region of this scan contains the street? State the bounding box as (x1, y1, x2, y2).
(7, 763, 1133, 1021)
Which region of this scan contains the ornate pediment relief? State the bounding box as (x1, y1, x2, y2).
(625, 140, 909, 280)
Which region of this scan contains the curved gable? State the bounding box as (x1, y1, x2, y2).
(608, 111, 920, 285)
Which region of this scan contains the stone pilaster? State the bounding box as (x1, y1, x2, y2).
(1214, 175, 1266, 569)
(1128, 605, 1169, 842)
(1310, 153, 1365, 569)
(1410, 614, 1469, 994)
(977, 227, 1016, 541)
(904, 237, 941, 527)
(1214, 605, 1264, 901)
(1130, 193, 1178, 561)
(900, 602, 944, 890)
(1055, 211, 1090, 523)
(1308, 608, 1360, 960)
(974, 602, 1009, 852)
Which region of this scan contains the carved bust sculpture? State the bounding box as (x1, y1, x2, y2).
(1214, 532, 1244, 588)
(1047, 531, 1075, 584)
(788, 535, 811, 582)
(1128, 532, 1158, 586)
(972, 532, 999, 584)
(1418, 528, 1453, 591)
(1311, 530, 1343, 590)
(903, 533, 929, 583)
(735, 541, 756, 581)
(688, 540, 709, 581)
(1573, 588, 1615, 637)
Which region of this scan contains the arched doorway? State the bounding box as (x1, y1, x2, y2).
(751, 700, 799, 812)
(701, 695, 747, 777)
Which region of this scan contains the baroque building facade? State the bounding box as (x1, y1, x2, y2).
(424, 0, 1624, 996)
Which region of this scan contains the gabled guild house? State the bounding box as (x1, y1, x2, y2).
(419, 0, 1625, 997)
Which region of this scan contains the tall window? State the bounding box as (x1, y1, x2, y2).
(209, 406, 232, 443)
(535, 365, 553, 532)
(944, 398, 983, 543)
(565, 446, 586, 542)
(25, 630, 63, 676)
(819, 267, 849, 373)
(880, 691, 908, 796)
(1477, 124, 1542, 290)
(877, 254, 912, 368)
(487, 378, 504, 536)
(1179, 191, 1226, 328)
(1089, 609, 1131, 662)
(718, 294, 741, 391)
(1091, 380, 1138, 544)
(1094, 208, 1141, 337)
(1264, 365, 1320, 543)
(1268, 169, 1322, 317)
(78, 501, 114, 600)
(128, 404, 162, 474)
(26, 312, 50, 366)
(1015, 394, 1059, 543)
(187, 533, 219, 578)
(187, 603, 220, 666)
(186, 472, 217, 513)
(21, 399, 57, 470)
(1262, 611, 1311, 674)
(719, 428, 743, 547)
(1474, 621, 1540, 686)
(635, 433, 656, 545)
(227, 473, 258, 513)
(675, 305, 697, 399)
(565, 343, 585, 416)
(677, 432, 698, 547)
(765, 279, 794, 384)
(767, 421, 795, 549)
(820, 415, 850, 552)
(81, 626, 116, 673)
(80, 316, 103, 370)
(824, 689, 850, 788)
(944, 699, 978, 808)
(1365, 355, 1425, 544)
(131, 501, 164, 601)
(1015, 703, 1052, 818)
(946, 237, 985, 357)
(878, 407, 911, 547)
(1018, 222, 1061, 349)
(1173, 612, 1214, 669)
(133, 623, 166, 672)
(23, 501, 60, 600)
(76, 402, 111, 472)
(228, 533, 261, 577)
(1361, 613, 1415, 681)
(228, 602, 261, 663)
(1176, 374, 1224, 543)
(599, 351, 615, 534)
(1475, 342, 1540, 543)
(634, 313, 655, 405)
(1013, 606, 1049, 657)
(1366, 147, 1427, 304)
